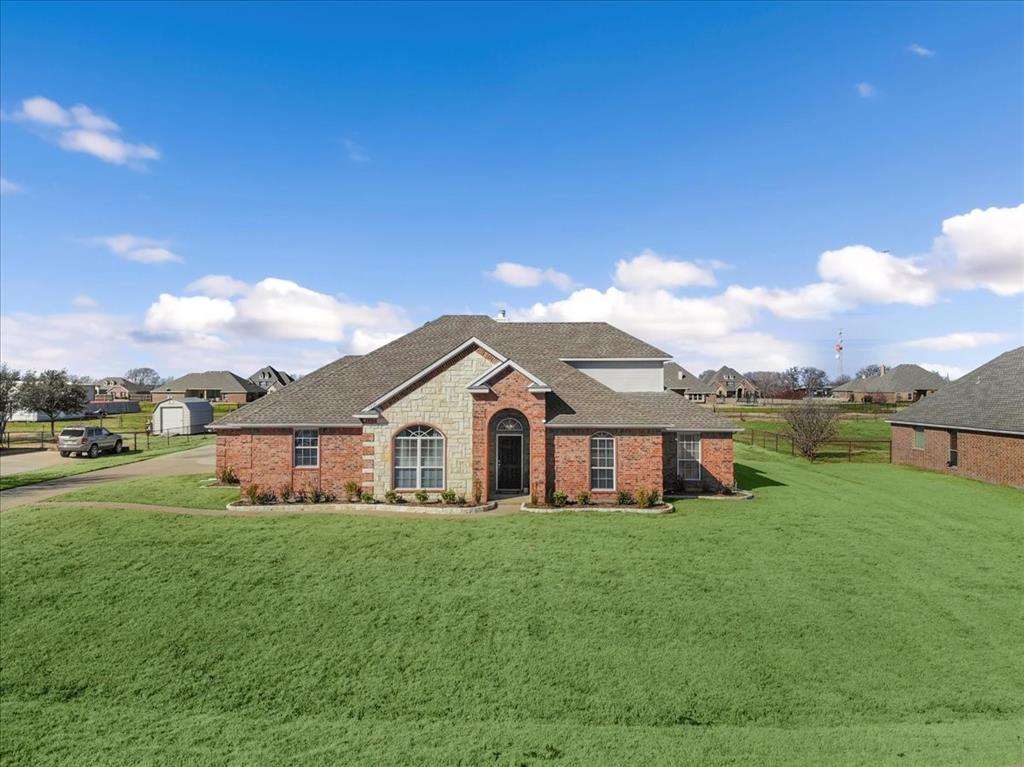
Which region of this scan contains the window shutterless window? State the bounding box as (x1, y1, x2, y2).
(590, 432, 615, 490)
(948, 430, 958, 467)
(293, 429, 319, 467)
(677, 433, 701, 481)
(913, 427, 925, 450)
(394, 426, 444, 489)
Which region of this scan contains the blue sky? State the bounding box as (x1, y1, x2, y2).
(1, 1, 1021, 380)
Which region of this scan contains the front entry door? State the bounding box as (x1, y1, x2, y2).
(496, 434, 523, 492)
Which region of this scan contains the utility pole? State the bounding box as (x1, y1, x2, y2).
(835, 329, 844, 380)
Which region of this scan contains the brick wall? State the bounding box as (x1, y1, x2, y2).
(215, 427, 364, 496)
(892, 424, 1024, 488)
(662, 432, 735, 492)
(471, 369, 547, 501)
(548, 428, 663, 500)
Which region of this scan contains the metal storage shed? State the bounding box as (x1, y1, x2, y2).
(151, 397, 214, 436)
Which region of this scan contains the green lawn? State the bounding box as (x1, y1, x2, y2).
(0, 435, 215, 491)
(734, 419, 892, 462)
(55, 473, 237, 510)
(1, 444, 1021, 766)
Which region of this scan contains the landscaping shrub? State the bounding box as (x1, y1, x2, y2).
(439, 489, 457, 504)
(360, 491, 374, 503)
(278, 485, 292, 503)
(244, 483, 261, 505)
(552, 490, 569, 507)
(414, 490, 429, 503)
(343, 480, 360, 502)
(219, 467, 239, 485)
(576, 490, 591, 506)
(635, 489, 651, 508)
(293, 488, 307, 504)
(256, 490, 277, 505)
(309, 488, 328, 504)
(384, 490, 402, 504)
(456, 494, 467, 505)
(616, 490, 634, 505)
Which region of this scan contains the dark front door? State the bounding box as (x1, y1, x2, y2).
(496, 434, 523, 492)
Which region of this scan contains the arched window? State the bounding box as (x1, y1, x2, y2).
(590, 431, 615, 490)
(496, 417, 523, 432)
(394, 426, 444, 489)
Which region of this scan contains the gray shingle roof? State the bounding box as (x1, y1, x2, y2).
(864, 364, 948, 393)
(248, 366, 295, 389)
(664, 362, 714, 394)
(155, 370, 264, 394)
(214, 315, 738, 432)
(704, 366, 758, 393)
(100, 376, 151, 393)
(887, 347, 1024, 435)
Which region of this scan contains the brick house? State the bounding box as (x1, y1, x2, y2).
(95, 376, 152, 402)
(833, 364, 948, 403)
(211, 315, 741, 501)
(887, 347, 1023, 488)
(152, 371, 265, 404)
(701, 366, 759, 401)
(664, 362, 715, 404)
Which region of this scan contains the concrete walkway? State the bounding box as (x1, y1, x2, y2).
(0, 444, 215, 512)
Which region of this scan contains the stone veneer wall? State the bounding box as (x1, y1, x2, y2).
(891, 424, 1024, 488)
(365, 348, 494, 497)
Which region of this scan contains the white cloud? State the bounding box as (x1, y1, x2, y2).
(856, 82, 876, 98)
(341, 137, 369, 163)
(0, 177, 23, 195)
(187, 274, 249, 298)
(144, 294, 237, 334)
(614, 250, 717, 290)
(11, 96, 159, 168)
(488, 262, 574, 291)
(71, 295, 98, 308)
(915, 362, 965, 380)
(936, 204, 1024, 296)
(817, 245, 936, 305)
(100, 234, 182, 264)
(899, 332, 1009, 351)
(908, 43, 935, 57)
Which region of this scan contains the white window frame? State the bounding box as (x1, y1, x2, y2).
(913, 427, 925, 451)
(590, 432, 616, 491)
(677, 433, 701, 482)
(293, 428, 319, 468)
(394, 426, 445, 490)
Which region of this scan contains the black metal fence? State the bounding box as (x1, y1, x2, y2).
(1, 429, 209, 452)
(739, 429, 892, 463)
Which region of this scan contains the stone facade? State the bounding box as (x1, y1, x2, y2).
(366, 348, 494, 497)
(548, 428, 664, 500)
(891, 424, 1024, 488)
(216, 427, 363, 496)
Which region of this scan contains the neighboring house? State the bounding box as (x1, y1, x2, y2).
(663, 362, 715, 403)
(249, 366, 295, 393)
(211, 315, 741, 501)
(95, 376, 153, 402)
(833, 364, 948, 403)
(701, 366, 760, 401)
(151, 371, 265, 404)
(887, 347, 1023, 488)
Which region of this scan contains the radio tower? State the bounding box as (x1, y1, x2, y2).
(834, 329, 844, 380)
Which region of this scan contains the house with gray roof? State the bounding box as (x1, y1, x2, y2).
(834, 364, 948, 403)
(664, 362, 715, 403)
(701, 366, 760, 401)
(887, 347, 1023, 488)
(249, 365, 295, 393)
(152, 371, 265, 405)
(96, 376, 152, 402)
(212, 314, 741, 501)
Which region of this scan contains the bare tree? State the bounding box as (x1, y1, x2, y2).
(800, 366, 828, 394)
(0, 363, 20, 436)
(856, 364, 882, 379)
(783, 399, 840, 461)
(124, 367, 162, 387)
(781, 366, 802, 391)
(746, 370, 785, 399)
(16, 370, 88, 436)
(832, 373, 851, 387)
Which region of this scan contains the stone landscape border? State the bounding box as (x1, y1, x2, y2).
(665, 489, 754, 501)
(521, 502, 674, 514)
(225, 499, 500, 515)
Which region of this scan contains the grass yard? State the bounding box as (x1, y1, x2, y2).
(734, 419, 892, 462)
(55, 473, 237, 510)
(0, 435, 215, 491)
(1, 443, 1021, 766)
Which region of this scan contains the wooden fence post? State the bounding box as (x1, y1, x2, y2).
(848, 442, 852, 462)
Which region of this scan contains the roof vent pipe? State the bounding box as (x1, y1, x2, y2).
(495, 309, 509, 322)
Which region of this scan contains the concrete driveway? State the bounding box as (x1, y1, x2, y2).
(0, 449, 70, 477)
(0, 444, 215, 512)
